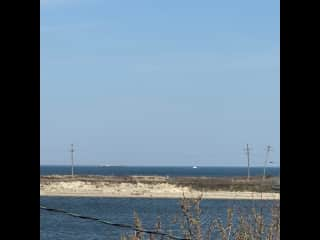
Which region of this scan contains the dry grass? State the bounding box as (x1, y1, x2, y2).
(41, 175, 279, 193)
(120, 195, 280, 240)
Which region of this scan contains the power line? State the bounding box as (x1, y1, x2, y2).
(244, 144, 251, 181)
(70, 144, 74, 177)
(40, 205, 189, 240)
(263, 145, 272, 180)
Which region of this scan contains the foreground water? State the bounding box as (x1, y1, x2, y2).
(41, 166, 280, 177)
(40, 197, 278, 240)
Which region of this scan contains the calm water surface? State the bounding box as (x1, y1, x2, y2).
(40, 197, 278, 240)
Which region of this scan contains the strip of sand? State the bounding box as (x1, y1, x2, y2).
(40, 181, 279, 200)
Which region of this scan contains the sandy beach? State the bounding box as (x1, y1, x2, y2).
(40, 180, 279, 200)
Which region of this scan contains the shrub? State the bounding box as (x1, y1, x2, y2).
(120, 195, 280, 240)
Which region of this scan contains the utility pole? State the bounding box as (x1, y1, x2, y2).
(245, 144, 251, 181)
(70, 144, 75, 177)
(263, 145, 272, 180)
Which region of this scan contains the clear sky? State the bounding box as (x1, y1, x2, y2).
(40, 0, 280, 166)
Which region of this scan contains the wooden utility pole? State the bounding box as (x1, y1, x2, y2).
(263, 145, 272, 180)
(245, 144, 250, 181)
(70, 144, 74, 177)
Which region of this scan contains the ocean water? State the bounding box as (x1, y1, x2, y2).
(40, 197, 278, 240)
(41, 166, 280, 177)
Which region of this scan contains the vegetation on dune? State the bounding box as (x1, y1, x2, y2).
(40, 175, 279, 193)
(170, 176, 277, 192)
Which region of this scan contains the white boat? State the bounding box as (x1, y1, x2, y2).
(192, 166, 197, 169)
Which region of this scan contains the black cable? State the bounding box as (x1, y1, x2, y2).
(40, 205, 190, 240)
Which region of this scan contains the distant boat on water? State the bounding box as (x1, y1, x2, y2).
(99, 164, 127, 167)
(192, 166, 198, 169)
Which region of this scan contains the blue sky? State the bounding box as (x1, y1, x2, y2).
(40, 0, 280, 166)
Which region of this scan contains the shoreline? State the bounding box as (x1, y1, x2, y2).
(40, 191, 279, 200)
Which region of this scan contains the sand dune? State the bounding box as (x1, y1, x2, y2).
(40, 181, 279, 200)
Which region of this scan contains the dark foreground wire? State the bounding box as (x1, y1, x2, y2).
(40, 205, 189, 240)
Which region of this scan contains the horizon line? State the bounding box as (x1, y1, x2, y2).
(40, 164, 280, 167)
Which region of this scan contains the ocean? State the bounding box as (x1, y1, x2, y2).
(40, 165, 280, 177)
